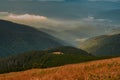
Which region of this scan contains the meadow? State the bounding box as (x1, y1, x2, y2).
(0, 57, 120, 80)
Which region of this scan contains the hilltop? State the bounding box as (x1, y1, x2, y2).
(80, 33, 120, 56)
(0, 20, 63, 57)
(0, 46, 96, 74)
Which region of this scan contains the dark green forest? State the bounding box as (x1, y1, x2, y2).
(0, 46, 117, 74)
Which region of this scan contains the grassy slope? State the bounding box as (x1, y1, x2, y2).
(0, 57, 120, 80)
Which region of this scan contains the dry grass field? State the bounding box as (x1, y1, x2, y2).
(0, 57, 120, 80)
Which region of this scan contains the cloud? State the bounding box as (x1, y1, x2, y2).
(3, 13, 82, 33)
(7, 14, 47, 20)
(1, 12, 116, 34)
(0, 12, 58, 28)
(2, 13, 86, 31)
(0, 12, 116, 33)
(0, 12, 112, 24)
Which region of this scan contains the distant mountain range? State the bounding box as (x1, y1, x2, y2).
(0, 20, 64, 57)
(80, 33, 120, 56)
(0, 0, 120, 45)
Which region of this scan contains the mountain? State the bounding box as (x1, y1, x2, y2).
(0, 20, 63, 57)
(80, 33, 120, 56)
(0, 46, 97, 74)
(0, 57, 119, 80)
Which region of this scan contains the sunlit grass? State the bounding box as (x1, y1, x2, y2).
(0, 57, 120, 80)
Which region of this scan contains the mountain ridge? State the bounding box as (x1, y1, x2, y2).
(0, 46, 96, 74)
(80, 33, 120, 56)
(0, 20, 63, 57)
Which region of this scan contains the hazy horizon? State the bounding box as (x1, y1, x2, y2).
(0, 0, 120, 46)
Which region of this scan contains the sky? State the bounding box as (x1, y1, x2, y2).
(0, 0, 120, 46)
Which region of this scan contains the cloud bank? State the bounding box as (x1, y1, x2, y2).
(0, 12, 120, 46)
(0, 12, 118, 34)
(0, 12, 118, 31)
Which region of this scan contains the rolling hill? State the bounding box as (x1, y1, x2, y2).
(0, 57, 119, 80)
(0, 46, 97, 74)
(0, 20, 63, 57)
(80, 33, 120, 56)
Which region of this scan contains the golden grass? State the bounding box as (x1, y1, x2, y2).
(0, 57, 120, 80)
